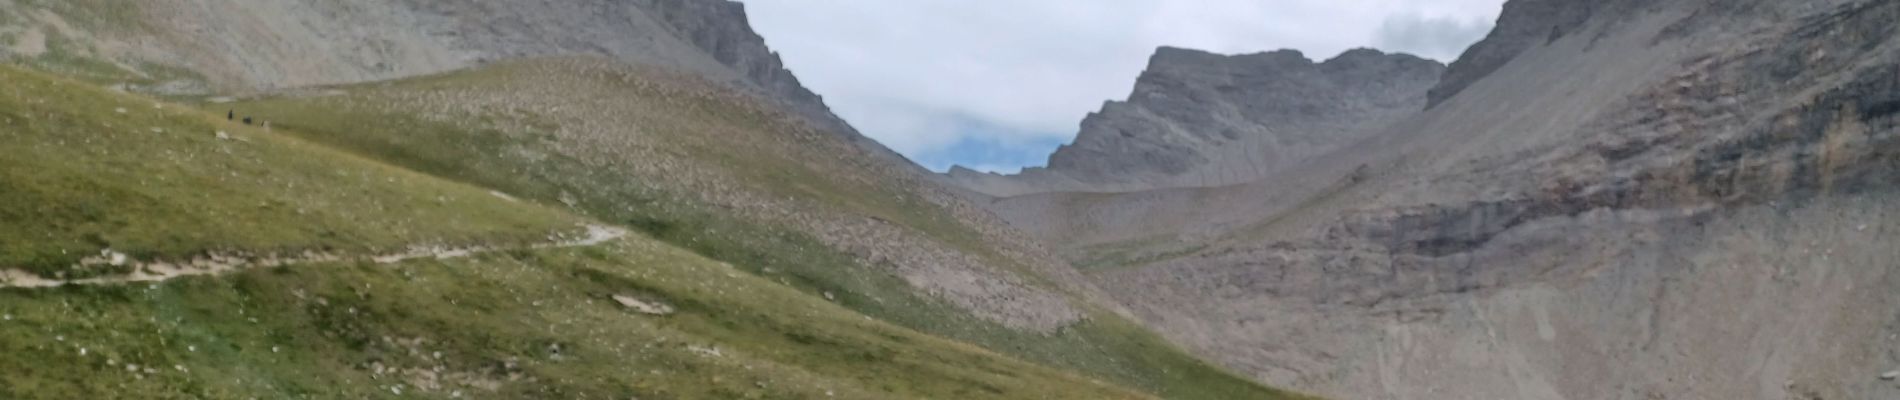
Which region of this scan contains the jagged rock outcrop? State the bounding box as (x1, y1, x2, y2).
(1427, 0, 1648, 107)
(947, 47, 1443, 197)
(639, 0, 870, 143)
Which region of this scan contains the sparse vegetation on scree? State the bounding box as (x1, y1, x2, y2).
(229, 60, 1310, 399)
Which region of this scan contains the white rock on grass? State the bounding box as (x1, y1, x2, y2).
(103, 249, 127, 266)
(216, 131, 230, 140)
(687, 345, 723, 358)
(612, 294, 675, 315)
(1881, 370, 1900, 380)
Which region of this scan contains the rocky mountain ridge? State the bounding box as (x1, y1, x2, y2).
(969, 0, 1900, 399)
(947, 46, 1443, 197)
(0, 0, 908, 159)
(0, 1, 1302, 399)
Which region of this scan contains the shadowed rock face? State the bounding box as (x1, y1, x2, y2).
(639, 0, 873, 144)
(946, 47, 1443, 197)
(1426, 0, 1648, 108)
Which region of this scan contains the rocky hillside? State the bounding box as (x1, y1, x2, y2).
(974, 0, 1900, 399)
(210, 57, 1309, 399)
(0, 0, 910, 161)
(0, 64, 1187, 400)
(947, 47, 1443, 197)
(0, 1, 1310, 399)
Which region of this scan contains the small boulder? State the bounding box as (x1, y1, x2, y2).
(1882, 370, 1900, 380)
(215, 131, 230, 140)
(611, 294, 674, 315)
(102, 249, 127, 266)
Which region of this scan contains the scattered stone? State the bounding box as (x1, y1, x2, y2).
(1882, 370, 1899, 380)
(687, 345, 723, 358)
(216, 131, 231, 140)
(823, 291, 836, 301)
(611, 294, 675, 315)
(114, 107, 127, 114)
(103, 249, 127, 266)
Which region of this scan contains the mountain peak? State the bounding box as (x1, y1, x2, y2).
(948, 45, 1443, 197)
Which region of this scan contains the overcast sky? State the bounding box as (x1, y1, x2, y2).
(739, 0, 1504, 173)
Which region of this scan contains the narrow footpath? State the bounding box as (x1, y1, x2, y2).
(0, 225, 629, 288)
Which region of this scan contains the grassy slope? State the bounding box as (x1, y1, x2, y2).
(229, 60, 1311, 400)
(0, 64, 1163, 399)
(0, 239, 1155, 400)
(0, 66, 580, 277)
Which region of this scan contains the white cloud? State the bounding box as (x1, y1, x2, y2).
(1374, 13, 1497, 61)
(739, 0, 1504, 171)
